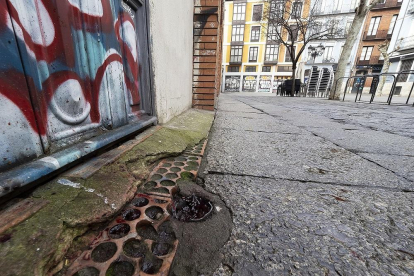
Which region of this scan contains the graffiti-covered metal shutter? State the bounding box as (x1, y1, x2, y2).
(0, 0, 153, 171)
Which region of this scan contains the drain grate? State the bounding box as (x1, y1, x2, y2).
(67, 194, 177, 276)
(143, 155, 202, 197)
(66, 140, 208, 276)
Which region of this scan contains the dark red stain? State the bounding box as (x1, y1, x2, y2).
(0, 234, 12, 243)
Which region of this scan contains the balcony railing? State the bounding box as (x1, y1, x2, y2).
(396, 36, 414, 50)
(313, 5, 357, 15)
(363, 30, 392, 40)
(372, 0, 402, 9)
(306, 58, 336, 64)
(357, 56, 384, 65)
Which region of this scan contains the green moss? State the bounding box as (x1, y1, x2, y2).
(0, 109, 214, 275)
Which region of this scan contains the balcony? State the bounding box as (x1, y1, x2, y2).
(396, 36, 414, 51)
(306, 58, 337, 64)
(357, 56, 384, 65)
(363, 30, 392, 40)
(372, 0, 402, 10)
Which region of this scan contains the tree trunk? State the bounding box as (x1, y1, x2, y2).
(291, 63, 296, 96)
(377, 42, 391, 96)
(329, 0, 378, 100)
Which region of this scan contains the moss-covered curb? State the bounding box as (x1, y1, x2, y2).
(0, 109, 214, 276)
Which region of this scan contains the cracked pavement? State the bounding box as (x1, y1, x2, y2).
(202, 94, 414, 276)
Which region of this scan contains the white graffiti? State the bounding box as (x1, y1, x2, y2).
(120, 21, 137, 61)
(50, 79, 91, 125)
(68, 0, 104, 17)
(9, 0, 55, 46)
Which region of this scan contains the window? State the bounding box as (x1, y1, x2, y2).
(245, 66, 257, 72)
(408, 0, 414, 14)
(270, 0, 284, 19)
(388, 15, 398, 35)
(288, 25, 298, 41)
(323, 46, 333, 61)
(328, 20, 339, 37)
(233, 3, 246, 21)
(291, 1, 302, 19)
(285, 46, 296, 62)
(360, 46, 373, 60)
(232, 25, 245, 42)
(228, 66, 240, 72)
(262, 66, 271, 72)
(367, 17, 381, 36)
(397, 59, 414, 82)
(334, 0, 343, 12)
(265, 44, 279, 62)
(267, 25, 278, 41)
(251, 26, 261, 42)
(230, 46, 243, 63)
(252, 4, 263, 21)
(249, 47, 258, 62)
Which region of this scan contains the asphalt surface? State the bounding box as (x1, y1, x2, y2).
(201, 94, 414, 276)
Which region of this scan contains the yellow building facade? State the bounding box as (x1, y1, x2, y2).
(222, 0, 308, 93)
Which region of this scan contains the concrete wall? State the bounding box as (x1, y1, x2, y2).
(149, 0, 194, 124)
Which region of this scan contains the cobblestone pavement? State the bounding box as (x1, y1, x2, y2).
(202, 94, 414, 276)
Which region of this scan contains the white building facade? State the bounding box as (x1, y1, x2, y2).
(386, 0, 414, 97)
(299, 0, 360, 96)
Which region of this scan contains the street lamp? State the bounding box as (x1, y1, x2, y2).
(308, 43, 325, 63)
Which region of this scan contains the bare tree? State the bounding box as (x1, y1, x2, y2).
(329, 0, 381, 100)
(263, 0, 339, 96)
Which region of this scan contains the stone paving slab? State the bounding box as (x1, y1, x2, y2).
(214, 111, 305, 134)
(359, 153, 414, 182)
(205, 174, 414, 276)
(206, 127, 412, 191)
(239, 96, 414, 139)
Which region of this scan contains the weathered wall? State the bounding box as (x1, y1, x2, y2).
(149, 0, 194, 124)
(193, 0, 223, 110)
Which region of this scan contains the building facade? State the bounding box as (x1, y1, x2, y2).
(352, 0, 403, 92)
(300, 0, 360, 96)
(385, 0, 414, 96)
(222, 0, 309, 93)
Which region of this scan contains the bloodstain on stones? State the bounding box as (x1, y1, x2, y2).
(0, 234, 12, 243)
(171, 194, 213, 222)
(108, 224, 130, 239)
(132, 197, 149, 207)
(122, 209, 141, 221)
